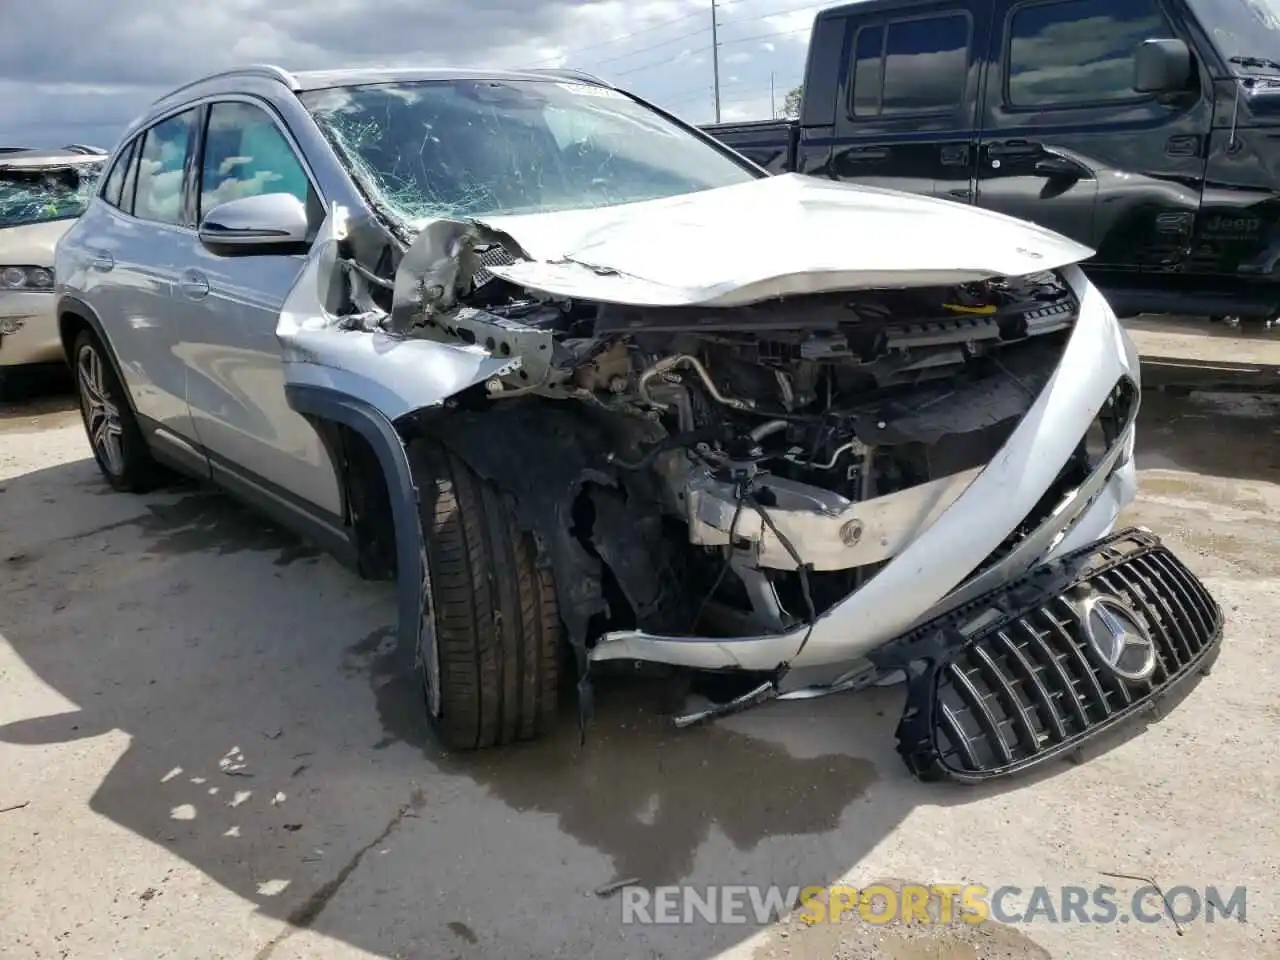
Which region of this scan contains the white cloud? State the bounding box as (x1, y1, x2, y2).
(1, 0, 813, 145)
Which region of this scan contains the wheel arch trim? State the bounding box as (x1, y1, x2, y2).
(56, 295, 141, 419)
(284, 382, 425, 659)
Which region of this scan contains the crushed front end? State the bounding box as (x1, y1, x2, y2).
(282, 171, 1223, 782)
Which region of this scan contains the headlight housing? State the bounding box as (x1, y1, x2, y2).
(0, 266, 55, 290)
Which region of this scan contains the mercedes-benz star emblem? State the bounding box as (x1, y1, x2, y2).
(1080, 595, 1157, 683)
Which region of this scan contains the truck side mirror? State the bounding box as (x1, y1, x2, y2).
(1134, 38, 1193, 94)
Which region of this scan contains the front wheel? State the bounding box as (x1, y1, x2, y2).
(72, 329, 165, 492)
(407, 439, 562, 750)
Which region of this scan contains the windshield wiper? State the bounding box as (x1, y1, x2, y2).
(1229, 55, 1280, 73)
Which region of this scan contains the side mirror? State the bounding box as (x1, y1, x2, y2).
(1134, 38, 1192, 94)
(197, 193, 310, 256)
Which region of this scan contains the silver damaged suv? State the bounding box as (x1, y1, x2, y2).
(55, 65, 1222, 781)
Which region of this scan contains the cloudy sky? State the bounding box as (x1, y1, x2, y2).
(0, 0, 822, 150)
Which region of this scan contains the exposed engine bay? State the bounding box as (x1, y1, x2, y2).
(380, 240, 1088, 653)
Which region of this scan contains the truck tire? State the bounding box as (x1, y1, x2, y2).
(407, 439, 561, 749)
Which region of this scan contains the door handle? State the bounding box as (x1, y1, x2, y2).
(90, 252, 114, 272)
(1033, 155, 1083, 179)
(987, 139, 1040, 158)
(1166, 135, 1201, 157)
(179, 270, 209, 300)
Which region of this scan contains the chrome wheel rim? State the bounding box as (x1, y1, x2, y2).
(77, 343, 125, 476)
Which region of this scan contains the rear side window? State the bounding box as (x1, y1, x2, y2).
(849, 13, 972, 118)
(101, 139, 136, 209)
(133, 109, 197, 225)
(1007, 0, 1173, 107)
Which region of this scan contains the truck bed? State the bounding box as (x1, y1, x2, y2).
(700, 118, 797, 174)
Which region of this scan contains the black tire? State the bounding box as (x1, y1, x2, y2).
(407, 438, 561, 749)
(71, 328, 166, 493)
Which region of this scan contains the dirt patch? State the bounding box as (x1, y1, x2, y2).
(752, 881, 1051, 960)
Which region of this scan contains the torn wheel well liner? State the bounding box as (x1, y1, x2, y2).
(400, 400, 695, 653)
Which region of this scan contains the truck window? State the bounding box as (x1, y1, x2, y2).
(849, 13, 972, 118)
(1006, 0, 1171, 107)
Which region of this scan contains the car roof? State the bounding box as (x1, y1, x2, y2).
(288, 66, 607, 91)
(151, 63, 609, 104)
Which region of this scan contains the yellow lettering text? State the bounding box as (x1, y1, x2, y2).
(860, 884, 897, 924)
(962, 886, 990, 924)
(797, 887, 827, 925)
(829, 885, 858, 923)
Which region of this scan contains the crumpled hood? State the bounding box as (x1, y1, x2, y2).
(475, 173, 1095, 308)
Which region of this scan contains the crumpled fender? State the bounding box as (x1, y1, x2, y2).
(276, 203, 519, 421)
(276, 204, 515, 662)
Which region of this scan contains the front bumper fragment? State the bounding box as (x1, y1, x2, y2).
(873, 527, 1222, 783)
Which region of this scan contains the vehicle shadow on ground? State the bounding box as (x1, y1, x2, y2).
(1133, 387, 1280, 486)
(0, 390, 1242, 959)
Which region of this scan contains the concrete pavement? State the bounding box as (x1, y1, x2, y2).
(1, 361, 1278, 959)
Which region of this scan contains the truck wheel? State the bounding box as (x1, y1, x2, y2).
(407, 439, 561, 749)
(71, 328, 167, 493)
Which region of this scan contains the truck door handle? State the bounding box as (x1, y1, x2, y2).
(1034, 155, 1083, 179)
(90, 252, 114, 272)
(987, 139, 1040, 158)
(1166, 135, 1201, 157)
(179, 270, 209, 300)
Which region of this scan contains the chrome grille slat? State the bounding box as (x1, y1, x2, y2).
(1046, 599, 1117, 718)
(970, 643, 1040, 754)
(1131, 556, 1196, 663)
(1017, 618, 1090, 732)
(946, 661, 1015, 764)
(1149, 552, 1210, 641)
(995, 629, 1065, 741)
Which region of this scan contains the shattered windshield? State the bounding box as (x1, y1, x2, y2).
(1186, 0, 1280, 70)
(300, 79, 758, 222)
(0, 161, 103, 229)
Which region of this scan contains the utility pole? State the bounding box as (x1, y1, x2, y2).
(770, 72, 776, 118)
(711, 0, 722, 122)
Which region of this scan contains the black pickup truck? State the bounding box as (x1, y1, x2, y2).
(701, 0, 1280, 320)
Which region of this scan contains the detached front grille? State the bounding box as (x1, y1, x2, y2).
(888, 528, 1222, 782)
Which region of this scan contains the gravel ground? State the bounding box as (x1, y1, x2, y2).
(1, 332, 1278, 960)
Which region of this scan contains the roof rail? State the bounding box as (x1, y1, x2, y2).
(523, 67, 611, 87)
(153, 64, 299, 104)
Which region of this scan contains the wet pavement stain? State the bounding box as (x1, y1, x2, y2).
(1135, 389, 1280, 485)
(447, 921, 479, 945)
(62, 492, 322, 565)
(345, 626, 881, 887)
